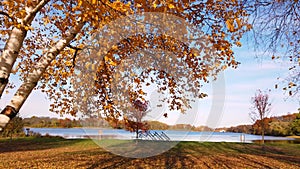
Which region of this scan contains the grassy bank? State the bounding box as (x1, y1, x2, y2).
(0, 137, 299, 169)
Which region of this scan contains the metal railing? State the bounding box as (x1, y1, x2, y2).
(138, 130, 170, 141)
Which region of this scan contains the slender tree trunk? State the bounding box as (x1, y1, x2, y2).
(261, 120, 265, 144)
(136, 116, 139, 139)
(136, 119, 138, 139)
(262, 128, 265, 144)
(0, 0, 49, 98)
(0, 28, 27, 98)
(0, 21, 84, 130)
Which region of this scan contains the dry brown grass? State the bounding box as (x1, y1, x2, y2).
(0, 137, 299, 169)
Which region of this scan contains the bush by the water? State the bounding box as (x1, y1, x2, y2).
(1, 116, 25, 138)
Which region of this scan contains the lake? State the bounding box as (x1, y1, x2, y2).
(27, 128, 296, 143)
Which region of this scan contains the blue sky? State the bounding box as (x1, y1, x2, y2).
(218, 48, 299, 127)
(0, 43, 299, 128)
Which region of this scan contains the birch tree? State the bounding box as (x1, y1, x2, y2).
(0, 0, 51, 130)
(0, 0, 132, 130)
(0, 0, 252, 130)
(0, 0, 50, 98)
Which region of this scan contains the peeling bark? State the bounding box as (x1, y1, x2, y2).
(0, 21, 84, 130)
(0, 27, 28, 98)
(0, 114, 10, 131)
(0, 106, 17, 131)
(0, 0, 49, 98)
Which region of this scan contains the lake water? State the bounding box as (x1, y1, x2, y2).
(28, 128, 296, 143)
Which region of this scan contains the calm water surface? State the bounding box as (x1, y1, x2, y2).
(28, 128, 296, 143)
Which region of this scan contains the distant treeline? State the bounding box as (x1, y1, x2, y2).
(225, 112, 300, 136)
(23, 116, 213, 131)
(23, 116, 82, 128)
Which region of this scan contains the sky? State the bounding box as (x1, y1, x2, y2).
(0, 42, 299, 129)
(150, 44, 299, 128)
(218, 48, 299, 127)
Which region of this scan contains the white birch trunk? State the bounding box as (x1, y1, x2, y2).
(0, 0, 49, 98)
(0, 21, 84, 130)
(0, 114, 10, 131)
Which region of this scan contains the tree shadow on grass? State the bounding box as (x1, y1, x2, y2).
(86, 154, 134, 169)
(95, 139, 177, 158)
(161, 143, 198, 168)
(212, 142, 300, 165)
(74, 141, 204, 168)
(0, 136, 87, 153)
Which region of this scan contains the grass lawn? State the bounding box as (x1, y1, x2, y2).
(0, 137, 299, 169)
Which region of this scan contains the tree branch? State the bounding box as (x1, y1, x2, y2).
(67, 44, 82, 67)
(0, 11, 14, 22)
(23, 0, 50, 24)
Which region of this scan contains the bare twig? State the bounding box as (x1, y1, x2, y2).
(0, 11, 14, 22)
(67, 44, 82, 67)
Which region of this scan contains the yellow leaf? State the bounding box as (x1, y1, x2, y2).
(235, 18, 241, 29)
(153, 2, 157, 8)
(24, 26, 30, 31)
(104, 56, 110, 62)
(138, 89, 145, 95)
(78, 0, 83, 7)
(111, 45, 118, 50)
(168, 4, 175, 9)
(289, 82, 296, 87)
(3, 1, 10, 5)
(226, 19, 234, 32)
(221, 65, 227, 70)
(246, 24, 252, 31)
(16, 24, 21, 29)
(85, 62, 91, 69)
(65, 61, 73, 67)
(109, 61, 117, 66)
(91, 64, 96, 70)
(43, 18, 50, 25)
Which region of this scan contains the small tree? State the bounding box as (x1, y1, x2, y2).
(1, 116, 24, 139)
(250, 89, 272, 144)
(124, 99, 149, 139)
(290, 110, 300, 136)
